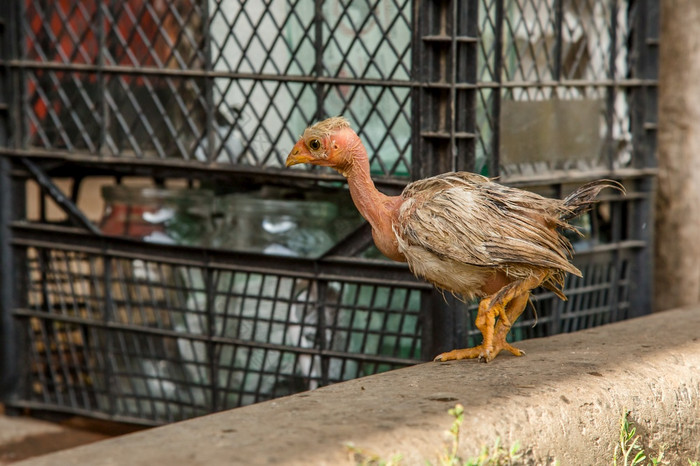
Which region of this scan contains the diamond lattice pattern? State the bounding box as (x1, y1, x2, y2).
(23, 0, 413, 177)
(476, 0, 633, 176)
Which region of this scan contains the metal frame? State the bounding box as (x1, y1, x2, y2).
(0, 0, 658, 424)
(0, 0, 19, 399)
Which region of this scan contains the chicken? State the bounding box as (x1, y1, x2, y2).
(286, 117, 623, 362)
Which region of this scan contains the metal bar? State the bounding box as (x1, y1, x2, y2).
(605, 0, 619, 170)
(202, 0, 214, 163)
(316, 280, 330, 386)
(96, 1, 106, 155)
(501, 166, 658, 186)
(626, 0, 657, 318)
(18, 157, 103, 235)
(456, 0, 478, 172)
(608, 184, 623, 322)
(7, 152, 652, 191)
(553, 0, 563, 81)
(9, 222, 428, 286)
(16, 0, 27, 150)
(629, 178, 654, 318)
(2, 59, 418, 88)
(0, 148, 413, 189)
(101, 248, 117, 418)
(449, 0, 457, 170)
(2, 2, 18, 151)
(472, 79, 658, 89)
(11, 306, 425, 365)
(489, 0, 504, 177)
(0, 157, 17, 398)
(641, 0, 660, 169)
(314, 0, 324, 121)
(420, 131, 476, 139)
(422, 35, 478, 43)
(0, 59, 660, 89)
(0, 0, 20, 399)
(204, 265, 217, 413)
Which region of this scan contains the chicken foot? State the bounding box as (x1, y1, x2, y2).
(432, 292, 528, 362)
(488, 291, 530, 359)
(434, 271, 545, 363)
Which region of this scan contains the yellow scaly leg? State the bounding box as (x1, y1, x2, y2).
(434, 271, 545, 363)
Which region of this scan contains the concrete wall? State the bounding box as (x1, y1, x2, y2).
(15, 306, 700, 465)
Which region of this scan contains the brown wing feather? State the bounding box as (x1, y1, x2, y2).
(396, 172, 581, 279)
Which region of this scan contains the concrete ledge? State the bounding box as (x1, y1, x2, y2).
(17, 307, 700, 465)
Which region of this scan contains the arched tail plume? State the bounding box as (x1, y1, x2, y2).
(561, 179, 625, 221)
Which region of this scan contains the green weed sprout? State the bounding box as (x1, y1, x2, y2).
(433, 403, 522, 466)
(612, 410, 665, 466)
(345, 442, 402, 466)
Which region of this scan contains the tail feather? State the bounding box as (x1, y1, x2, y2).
(561, 179, 625, 221)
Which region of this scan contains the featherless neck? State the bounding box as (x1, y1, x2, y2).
(343, 145, 398, 231)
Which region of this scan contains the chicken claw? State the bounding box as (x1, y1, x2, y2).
(433, 346, 485, 362)
(434, 287, 532, 363)
(433, 337, 525, 363)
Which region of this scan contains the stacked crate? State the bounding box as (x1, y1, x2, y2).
(0, 0, 658, 425)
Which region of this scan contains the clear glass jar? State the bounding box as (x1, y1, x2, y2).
(213, 194, 338, 258)
(99, 185, 215, 246)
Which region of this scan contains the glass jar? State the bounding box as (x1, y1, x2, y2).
(213, 194, 338, 258)
(99, 185, 215, 246)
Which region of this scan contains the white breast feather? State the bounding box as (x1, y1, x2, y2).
(394, 228, 491, 299)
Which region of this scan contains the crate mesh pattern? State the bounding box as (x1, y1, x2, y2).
(22, 0, 415, 175)
(19, 246, 423, 423)
(20, 0, 649, 177)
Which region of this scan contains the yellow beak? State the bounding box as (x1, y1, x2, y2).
(285, 141, 313, 167)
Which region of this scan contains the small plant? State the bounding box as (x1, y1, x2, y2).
(612, 410, 665, 466)
(462, 437, 522, 466)
(345, 442, 402, 466)
(435, 403, 464, 466)
(432, 403, 522, 466)
(347, 404, 522, 466)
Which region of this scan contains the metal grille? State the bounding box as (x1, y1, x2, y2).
(20, 0, 414, 177)
(0, 0, 658, 425)
(15, 236, 424, 424)
(475, 0, 652, 177)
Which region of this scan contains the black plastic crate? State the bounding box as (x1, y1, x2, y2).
(0, 0, 658, 425)
(10, 225, 427, 424)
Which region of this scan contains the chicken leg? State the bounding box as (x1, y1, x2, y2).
(434, 271, 545, 363)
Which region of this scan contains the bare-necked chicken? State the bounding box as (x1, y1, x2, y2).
(286, 117, 623, 362)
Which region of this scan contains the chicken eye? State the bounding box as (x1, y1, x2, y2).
(308, 139, 321, 151)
